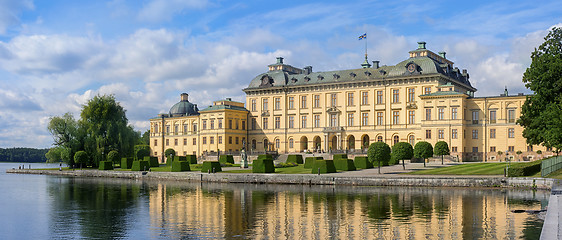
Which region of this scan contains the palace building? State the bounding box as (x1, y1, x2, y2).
(150, 42, 552, 162)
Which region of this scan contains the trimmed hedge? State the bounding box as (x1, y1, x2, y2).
(219, 155, 234, 164)
(173, 156, 187, 162)
(286, 154, 304, 164)
(354, 156, 373, 169)
(258, 154, 273, 161)
(98, 161, 114, 170)
(201, 161, 222, 173)
(120, 157, 133, 169)
(134, 145, 150, 160)
(131, 160, 150, 171)
(508, 160, 543, 177)
(144, 156, 159, 167)
(252, 159, 275, 173)
(304, 157, 323, 169)
(185, 155, 197, 164)
(171, 161, 191, 172)
(334, 159, 356, 171)
(311, 160, 337, 174)
(333, 154, 348, 161)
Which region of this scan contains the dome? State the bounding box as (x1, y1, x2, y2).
(169, 93, 199, 116)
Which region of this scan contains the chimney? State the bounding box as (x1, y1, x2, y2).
(276, 57, 284, 64)
(226, 98, 232, 101)
(372, 61, 380, 69)
(181, 93, 189, 101)
(439, 51, 446, 59)
(417, 41, 426, 49)
(304, 66, 312, 74)
(504, 86, 509, 96)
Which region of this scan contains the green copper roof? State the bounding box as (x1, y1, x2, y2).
(199, 104, 248, 112)
(420, 91, 468, 97)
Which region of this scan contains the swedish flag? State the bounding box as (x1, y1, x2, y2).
(358, 33, 367, 40)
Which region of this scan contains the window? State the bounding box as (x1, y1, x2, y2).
(154, 139, 158, 146)
(314, 115, 320, 128)
(331, 93, 337, 107)
(251, 118, 257, 130)
(193, 138, 196, 145)
(202, 120, 207, 130)
(424, 87, 431, 95)
(166, 126, 170, 134)
(288, 116, 294, 128)
(251, 99, 256, 112)
(490, 146, 496, 152)
(472, 111, 479, 124)
(377, 112, 384, 126)
(210, 120, 214, 129)
(218, 136, 222, 144)
(508, 146, 514, 152)
(289, 138, 294, 149)
(451, 108, 458, 120)
(242, 121, 245, 130)
(408, 135, 415, 146)
(392, 89, 399, 103)
(527, 145, 533, 152)
(425, 130, 431, 139)
(235, 120, 239, 129)
(218, 119, 222, 129)
(261, 98, 269, 111)
(301, 96, 307, 108)
(193, 123, 197, 132)
(508, 109, 516, 123)
(472, 147, 478, 153)
(362, 113, 369, 126)
(166, 139, 169, 146)
(490, 129, 496, 139)
(425, 109, 432, 120)
(452, 129, 458, 139)
(301, 116, 307, 128)
(313, 95, 320, 108)
(376, 91, 383, 104)
(408, 88, 415, 102)
(275, 139, 280, 149)
(347, 113, 354, 126)
(183, 138, 187, 145)
(275, 117, 280, 129)
(508, 128, 515, 138)
(361, 92, 368, 105)
(274, 97, 281, 110)
(472, 129, 478, 139)
(210, 137, 214, 144)
(288, 97, 294, 109)
(202, 137, 206, 144)
(438, 129, 444, 139)
(154, 123, 159, 133)
(547, 147, 553, 152)
(392, 111, 399, 125)
(228, 119, 232, 129)
(489, 110, 496, 123)
(377, 136, 383, 142)
(438, 108, 445, 120)
(408, 110, 415, 124)
(175, 124, 179, 134)
(228, 137, 232, 144)
(183, 124, 188, 133)
(348, 93, 354, 106)
(330, 114, 338, 127)
(235, 137, 239, 144)
(393, 135, 399, 145)
(262, 118, 268, 129)
(452, 147, 457, 152)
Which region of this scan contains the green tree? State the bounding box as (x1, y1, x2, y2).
(519, 27, 562, 150)
(141, 130, 150, 145)
(45, 146, 66, 163)
(135, 145, 150, 160)
(165, 148, 176, 164)
(74, 151, 88, 169)
(414, 141, 433, 167)
(367, 142, 391, 173)
(107, 150, 120, 164)
(47, 113, 82, 166)
(434, 141, 450, 165)
(80, 95, 137, 167)
(391, 142, 413, 170)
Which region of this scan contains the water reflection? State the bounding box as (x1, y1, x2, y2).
(44, 177, 548, 239)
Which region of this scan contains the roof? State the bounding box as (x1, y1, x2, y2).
(169, 100, 199, 116)
(420, 91, 469, 97)
(199, 104, 248, 112)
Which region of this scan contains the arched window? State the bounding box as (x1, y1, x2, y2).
(289, 138, 294, 149)
(377, 136, 383, 142)
(408, 135, 415, 146)
(393, 135, 399, 145)
(275, 138, 280, 149)
(252, 139, 256, 150)
(264, 139, 269, 151)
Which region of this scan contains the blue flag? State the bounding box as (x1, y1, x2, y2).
(358, 33, 367, 40)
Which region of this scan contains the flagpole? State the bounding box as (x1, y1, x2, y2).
(365, 33, 368, 58)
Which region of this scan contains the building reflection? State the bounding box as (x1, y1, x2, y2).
(148, 184, 549, 239)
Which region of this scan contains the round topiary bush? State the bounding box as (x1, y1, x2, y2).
(74, 151, 88, 168)
(107, 150, 120, 164)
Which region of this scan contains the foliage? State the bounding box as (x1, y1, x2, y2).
(252, 159, 275, 173)
(0, 147, 48, 163)
(334, 159, 356, 171)
(185, 155, 197, 164)
(507, 160, 543, 177)
(414, 141, 433, 160)
(368, 142, 391, 167)
(311, 160, 337, 174)
(171, 161, 190, 172)
(391, 142, 414, 170)
(47, 113, 82, 166)
(353, 156, 373, 169)
(519, 27, 562, 150)
(274, 162, 298, 168)
(201, 161, 222, 173)
(121, 157, 133, 169)
(219, 155, 234, 164)
(434, 141, 449, 164)
(304, 157, 323, 169)
(141, 130, 150, 145)
(285, 155, 304, 164)
(536, 150, 542, 154)
(516, 150, 523, 155)
(107, 150, 120, 164)
(144, 156, 159, 167)
(98, 161, 114, 170)
(131, 160, 150, 171)
(45, 147, 65, 163)
(333, 154, 348, 161)
(164, 148, 176, 158)
(74, 151, 88, 168)
(135, 145, 150, 160)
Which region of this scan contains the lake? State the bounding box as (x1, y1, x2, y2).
(0, 162, 549, 239)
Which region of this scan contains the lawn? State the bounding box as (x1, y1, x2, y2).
(546, 168, 562, 179)
(224, 164, 320, 174)
(405, 162, 530, 175)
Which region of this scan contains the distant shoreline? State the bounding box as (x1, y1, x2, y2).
(6, 168, 555, 190)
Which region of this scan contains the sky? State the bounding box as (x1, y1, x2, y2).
(0, 0, 561, 149)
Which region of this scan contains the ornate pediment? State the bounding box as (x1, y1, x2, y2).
(261, 110, 270, 117)
(259, 74, 274, 87)
(406, 103, 418, 109)
(326, 107, 340, 113)
(404, 62, 421, 75)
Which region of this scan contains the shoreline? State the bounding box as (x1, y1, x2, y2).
(6, 168, 555, 190)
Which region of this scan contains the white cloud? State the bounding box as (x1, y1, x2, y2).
(137, 0, 209, 22)
(0, 0, 34, 34)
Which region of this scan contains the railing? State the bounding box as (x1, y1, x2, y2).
(322, 127, 344, 133)
(541, 155, 562, 177)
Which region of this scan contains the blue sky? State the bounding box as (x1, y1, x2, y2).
(0, 0, 561, 148)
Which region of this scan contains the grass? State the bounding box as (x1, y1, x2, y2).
(405, 162, 533, 175)
(223, 164, 338, 174)
(546, 168, 562, 179)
